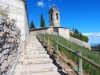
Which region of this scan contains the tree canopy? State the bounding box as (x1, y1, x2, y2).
(40, 14, 45, 28)
(70, 28, 89, 42)
(30, 21, 35, 29)
(73, 28, 79, 34)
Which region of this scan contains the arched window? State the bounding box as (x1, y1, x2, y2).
(50, 14, 52, 20)
(56, 13, 58, 20)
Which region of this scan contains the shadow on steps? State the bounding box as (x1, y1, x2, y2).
(37, 37, 68, 75)
(50, 55, 68, 75)
(45, 47, 68, 75)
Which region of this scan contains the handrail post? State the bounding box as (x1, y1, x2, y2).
(56, 41, 59, 61)
(48, 36, 49, 45)
(37, 32, 39, 37)
(36, 32, 38, 37)
(78, 51, 83, 75)
(99, 44, 100, 61)
(43, 34, 45, 45)
(38, 32, 39, 37)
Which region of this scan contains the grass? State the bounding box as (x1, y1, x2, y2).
(40, 34, 100, 75)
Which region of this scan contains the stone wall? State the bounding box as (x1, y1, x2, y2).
(30, 27, 54, 35)
(0, 0, 29, 51)
(0, 15, 21, 75)
(30, 29, 48, 36)
(70, 37, 91, 50)
(58, 28, 70, 40)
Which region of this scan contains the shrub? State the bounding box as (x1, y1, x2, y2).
(0, 5, 9, 18)
(70, 32, 89, 42)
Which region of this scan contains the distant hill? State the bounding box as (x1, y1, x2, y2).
(90, 43, 99, 47)
(90, 43, 100, 51)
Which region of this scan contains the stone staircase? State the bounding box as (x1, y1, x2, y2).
(14, 35, 60, 75)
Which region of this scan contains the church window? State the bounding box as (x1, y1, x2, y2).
(56, 13, 58, 20)
(51, 14, 52, 20)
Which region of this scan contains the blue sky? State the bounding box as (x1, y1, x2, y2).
(26, 0, 100, 44)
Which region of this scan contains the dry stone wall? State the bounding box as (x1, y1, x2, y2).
(0, 15, 21, 75)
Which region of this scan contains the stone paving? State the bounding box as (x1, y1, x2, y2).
(14, 35, 60, 75)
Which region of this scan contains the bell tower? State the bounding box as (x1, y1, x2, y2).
(48, 4, 60, 27)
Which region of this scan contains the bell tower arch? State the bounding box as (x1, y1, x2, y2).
(48, 4, 60, 27)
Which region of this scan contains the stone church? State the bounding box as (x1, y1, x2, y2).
(31, 4, 71, 40)
(0, 0, 91, 49)
(31, 4, 91, 49)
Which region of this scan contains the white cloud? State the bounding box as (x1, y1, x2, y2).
(47, 2, 52, 8)
(83, 32, 100, 39)
(37, 0, 62, 8)
(37, 0, 46, 7)
(83, 32, 100, 44)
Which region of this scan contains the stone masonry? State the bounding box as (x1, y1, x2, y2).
(0, 0, 29, 51)
(0, 15, 21, 75)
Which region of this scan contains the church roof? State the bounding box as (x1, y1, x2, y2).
(53, 27, 69, 29)
(22, 0, 26, 2)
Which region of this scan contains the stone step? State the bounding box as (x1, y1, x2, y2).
(14, 36, 60, 75)
(24, 58, 53, 65)
(25, 48, 45, 51)
(15, 71, 61, 75)
(26, 45, 43, 47)
(26, 44, 41, 46)
(30, 71, 61, 75)
(13, 64, 23, 75)
(25, 51, 47, 55)
(26, 46, 44, 48)
(26, 42, 41, 44)
(24, 54, 49, 59)
(21, 63, 58, 74)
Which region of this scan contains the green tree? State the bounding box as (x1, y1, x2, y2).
(30, 21, 35, 29)
(74, 28, 79, 34)
(98, 44, 100, 54)
(40, 14, 45, 28)
(72, 28, 75, 32)
(70, 28, 89, 43)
